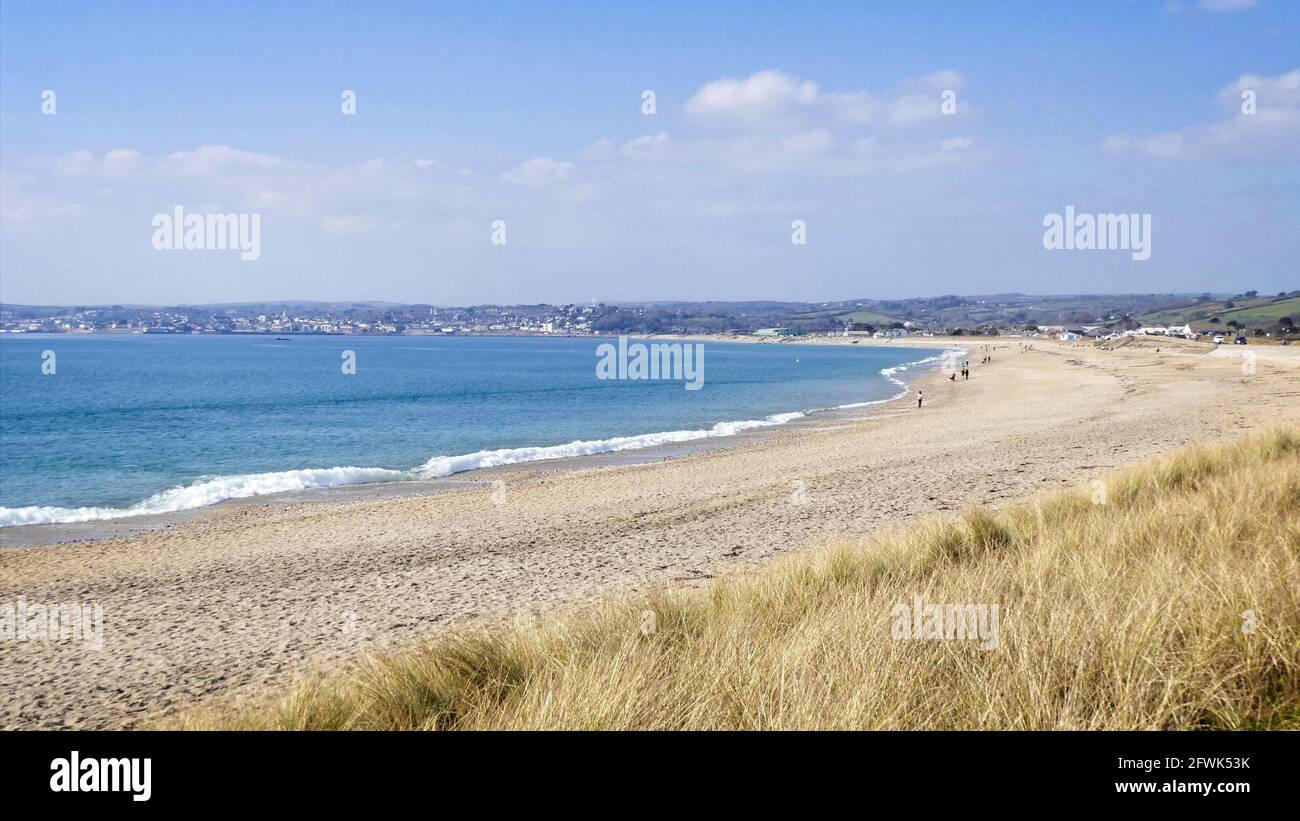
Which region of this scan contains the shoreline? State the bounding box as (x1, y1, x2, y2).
(0, 431, 772, 548)
(0, 337, 958, 540)
(4, 339, 1297, 729)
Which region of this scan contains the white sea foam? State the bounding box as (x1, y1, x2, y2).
(2, 350, 950, 528)
(0, 466, 405, 527)
(415, 412, 806, 478)
(834, 349, 963, 408)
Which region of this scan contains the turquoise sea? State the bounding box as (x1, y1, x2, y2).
(0, 334, 949, 526)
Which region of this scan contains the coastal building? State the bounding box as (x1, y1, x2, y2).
(753, 327, 799, 337)
(1057, 327, 1094, 342)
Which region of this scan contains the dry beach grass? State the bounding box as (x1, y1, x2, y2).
(181, 428, 1300, 729)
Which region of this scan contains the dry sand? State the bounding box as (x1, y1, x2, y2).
(3, 337, 1299, 729)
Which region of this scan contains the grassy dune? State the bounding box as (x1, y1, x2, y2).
(184, 429, 1300, 730)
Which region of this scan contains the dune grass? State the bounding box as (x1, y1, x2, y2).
(181, 428, 1300, 730)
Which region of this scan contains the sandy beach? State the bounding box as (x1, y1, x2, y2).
(3, 336, 1298, 729)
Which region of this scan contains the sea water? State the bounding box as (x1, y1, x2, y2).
(0, 334, 948, 525)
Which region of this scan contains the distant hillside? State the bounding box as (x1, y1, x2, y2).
(1137, 293, 1300, 331)
(820, 293, 1221, 333)
(6, 292, 1295, 337)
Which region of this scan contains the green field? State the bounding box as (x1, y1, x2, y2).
(1138, 295, 1300, 328)
(1218, 296, 1300, 324)
(833, 309, 904, 326)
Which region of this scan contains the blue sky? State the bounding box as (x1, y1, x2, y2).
(1, 0, 1296, 305)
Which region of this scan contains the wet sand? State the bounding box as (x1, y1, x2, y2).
(3, 337, 1299, 729)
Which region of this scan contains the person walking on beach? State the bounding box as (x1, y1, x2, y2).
(917, 389, 924, 408)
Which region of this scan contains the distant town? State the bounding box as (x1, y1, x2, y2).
(2, 290, 1297, 341)
(0, 301, 605, 337)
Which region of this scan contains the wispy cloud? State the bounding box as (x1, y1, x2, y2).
(4, 68, 979, 239)
(498, 157, 575, 188)
(0, 172, 85, 231)
(1103, 69, 1300, 160)
(54, 149, 142, 178)
(684, 69, 968, 130)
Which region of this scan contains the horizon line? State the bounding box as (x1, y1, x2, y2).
(2, 290, 1273, 310)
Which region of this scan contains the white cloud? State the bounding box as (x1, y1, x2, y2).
(621, 132, 670, 159)
(684, 69, 968, 131)
(163, 145, 286, 176)
(4, 68, 980, 238)
(0, 172, 84, 230)
(885, 94, 948, 126)
(498, 157, 575, 187)
(1104, 69, 1299, 159)
(685, 70, 820, 129)
(53, 149, 141, 178)
(708, 129, 836, 172)
(102, 149, 142, 177)
(838, 136, 976, 174)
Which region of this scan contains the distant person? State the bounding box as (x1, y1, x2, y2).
(949, 372, 956, 381)
(917, 390, 924, 408)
